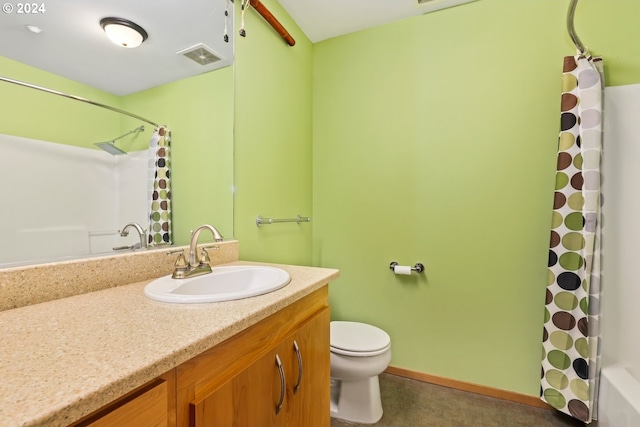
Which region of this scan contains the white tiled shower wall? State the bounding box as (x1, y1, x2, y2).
(0, 134, 149, 267)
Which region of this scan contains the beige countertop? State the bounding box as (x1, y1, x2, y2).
(0, 261, 339, 427)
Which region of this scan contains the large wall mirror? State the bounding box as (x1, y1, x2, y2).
(0, 0, 235, 268)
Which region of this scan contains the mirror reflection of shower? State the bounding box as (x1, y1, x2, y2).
(94, 125, 145, 155)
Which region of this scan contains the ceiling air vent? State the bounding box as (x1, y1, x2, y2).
(177, 43, 223, 66)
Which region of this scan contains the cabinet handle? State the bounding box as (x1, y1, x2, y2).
(293, 340, 303, 394)
(275, 354, 286, 415)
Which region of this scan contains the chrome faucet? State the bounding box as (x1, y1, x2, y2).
(171, 224, 223, 279)
(120, 222, 147, 249)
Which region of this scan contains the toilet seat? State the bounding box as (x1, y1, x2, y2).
(330, 321, 391, 357)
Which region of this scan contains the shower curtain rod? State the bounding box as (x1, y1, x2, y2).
(0, 75, 160, 127)
(567, 0, 587, 55)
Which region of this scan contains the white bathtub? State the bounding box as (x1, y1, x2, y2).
(596, 365, 640, 426)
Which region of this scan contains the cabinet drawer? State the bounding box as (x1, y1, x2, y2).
(72, 370, 176, 427)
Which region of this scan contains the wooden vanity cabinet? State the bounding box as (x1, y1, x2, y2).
(69, 286, 330, 427)
(177, 286, 330, 427)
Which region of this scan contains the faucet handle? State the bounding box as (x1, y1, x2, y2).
(167, 249, 188, 268)
(170, 252, 189, 279)
(175, 253, 188, 269)
(199, 247, 211, 266)
(200, 245, 219, 265)
(167, 249, 190, 279)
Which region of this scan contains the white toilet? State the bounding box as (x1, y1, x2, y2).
(330, 321, 392, 424)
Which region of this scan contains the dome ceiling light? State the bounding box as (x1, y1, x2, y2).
(100, 17, 148, 48)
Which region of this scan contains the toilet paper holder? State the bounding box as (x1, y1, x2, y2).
(389, 262, 424, 274)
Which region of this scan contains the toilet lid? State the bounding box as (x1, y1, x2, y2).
(330, 321, 391, 354)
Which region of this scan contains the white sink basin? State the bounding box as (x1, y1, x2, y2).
(144, 265, 291, 303)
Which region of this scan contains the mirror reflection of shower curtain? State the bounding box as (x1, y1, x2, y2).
(148, 126, 172, 246)
(541, 55, 604, 424)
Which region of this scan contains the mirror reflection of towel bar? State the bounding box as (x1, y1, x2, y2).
(89, 230, 120, 236)
(256, 215, 311, 227)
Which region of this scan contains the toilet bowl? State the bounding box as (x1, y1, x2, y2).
(330, 321, 391, 424)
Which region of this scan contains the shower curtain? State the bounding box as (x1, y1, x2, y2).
(541, 55, 604, 423)
(148, 126, 172, 246)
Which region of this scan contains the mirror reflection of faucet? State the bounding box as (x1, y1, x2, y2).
(113, 222, 148, 251)
(170, 224, 224, 279)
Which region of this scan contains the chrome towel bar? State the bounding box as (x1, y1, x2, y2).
(256, 215, 311, 227)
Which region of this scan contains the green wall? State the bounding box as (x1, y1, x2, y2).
(233, 0, 313, 265)
(312, 0, 640, 397)
(0, 56, 121, 147)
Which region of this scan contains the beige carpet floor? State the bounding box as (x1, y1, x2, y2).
(330, 373, 586, 427)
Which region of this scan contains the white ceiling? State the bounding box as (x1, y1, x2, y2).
(0, 0, 476, 96)
(0, 0, 234, 96)
(276, 0, 478, 43)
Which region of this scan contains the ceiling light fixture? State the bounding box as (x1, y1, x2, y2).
(100, 17, 148, 48)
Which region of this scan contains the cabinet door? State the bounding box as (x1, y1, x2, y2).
(190, 348, 286, 427)
(280, 307, 330, 427)
(190, 308, 330, 427)
(180, 288, 330, 427)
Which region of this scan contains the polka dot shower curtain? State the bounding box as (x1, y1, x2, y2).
(541, 55, 604, 423)
(148, 126, 172, 246)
